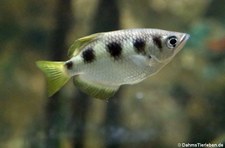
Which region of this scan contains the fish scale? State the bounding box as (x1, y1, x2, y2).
(36, 28, 190, 99)
(72, 36, 150, 85)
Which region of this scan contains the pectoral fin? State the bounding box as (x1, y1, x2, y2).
(129, 55, 149, 66)
(73, 76, 119, 100)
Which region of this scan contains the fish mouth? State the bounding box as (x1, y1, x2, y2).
(179, 34, 190, 47)
(175, 33, 190, 53)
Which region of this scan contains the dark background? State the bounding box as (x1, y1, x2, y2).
(0, 0, 225, 147)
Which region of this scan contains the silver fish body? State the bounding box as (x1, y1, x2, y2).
(36, 28, 190, 99)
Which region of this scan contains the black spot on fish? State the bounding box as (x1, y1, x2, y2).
(82, 47, 96, 63)
(65, 61, 73, 70)
(106, 42, 122, 60)
(133, 38, 146, 55)
(153, 36, 162, 51)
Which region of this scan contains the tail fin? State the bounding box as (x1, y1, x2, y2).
(36, 61, 70, 97)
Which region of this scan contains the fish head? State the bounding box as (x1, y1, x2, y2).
(148, 30, 190, 63)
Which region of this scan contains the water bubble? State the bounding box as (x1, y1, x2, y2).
(135, 92, 144, 100)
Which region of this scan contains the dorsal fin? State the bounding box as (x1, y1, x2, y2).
(68, 33, 101, 58)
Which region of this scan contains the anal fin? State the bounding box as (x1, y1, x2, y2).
(73, 76, 119, 100)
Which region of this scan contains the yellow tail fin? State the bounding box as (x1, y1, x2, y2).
(36, 61, 70, 97)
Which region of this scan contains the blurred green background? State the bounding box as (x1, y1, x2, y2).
(0, 0, 225, 148)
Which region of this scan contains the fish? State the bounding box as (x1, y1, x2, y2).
(36, 28, 190, 99)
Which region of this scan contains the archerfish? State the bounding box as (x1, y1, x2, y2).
(36, 28, 190, 99)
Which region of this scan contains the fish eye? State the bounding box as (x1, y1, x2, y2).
(166, 36, 178, 49)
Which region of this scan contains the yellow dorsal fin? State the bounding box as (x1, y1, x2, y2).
(68, 33, 102, 58)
